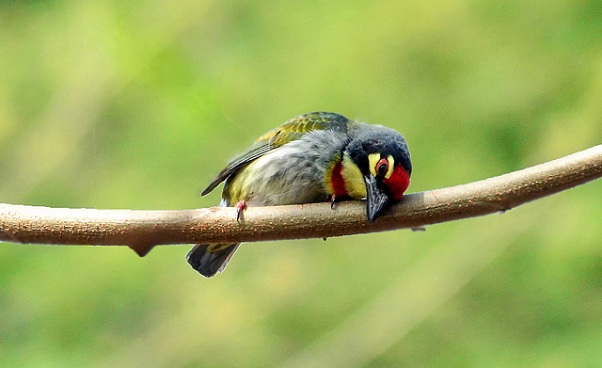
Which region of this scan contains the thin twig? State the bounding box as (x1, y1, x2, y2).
(1, 145, 601, 256)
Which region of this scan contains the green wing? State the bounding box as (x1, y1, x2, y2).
(201, 112, 350, 196)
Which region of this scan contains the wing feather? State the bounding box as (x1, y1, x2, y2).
(201, 112, 350, 196)
(201, 143, 272, 196)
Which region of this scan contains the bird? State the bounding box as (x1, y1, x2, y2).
(187, 112, 412, 277)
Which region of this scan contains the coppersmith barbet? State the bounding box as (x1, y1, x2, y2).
(187, 112, 412, 277)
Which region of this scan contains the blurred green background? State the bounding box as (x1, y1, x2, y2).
(1, 0, 601, 367)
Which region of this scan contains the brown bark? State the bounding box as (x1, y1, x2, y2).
(1, 145, 600, 256)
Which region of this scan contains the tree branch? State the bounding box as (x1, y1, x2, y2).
(1, 145, 601, 256)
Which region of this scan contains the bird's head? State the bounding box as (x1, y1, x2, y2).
(342, 127, 412, 222)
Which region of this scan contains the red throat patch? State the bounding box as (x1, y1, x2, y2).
(330, 160, 348, 198)
(384, 165, 411, 201)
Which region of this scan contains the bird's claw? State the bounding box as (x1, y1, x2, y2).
(328, 194, 337, 209)
(235, 200, 247, 222)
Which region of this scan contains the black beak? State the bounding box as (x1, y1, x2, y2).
(364, 174, 390, 222)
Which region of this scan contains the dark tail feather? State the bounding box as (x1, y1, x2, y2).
(186, 243, 240, 278)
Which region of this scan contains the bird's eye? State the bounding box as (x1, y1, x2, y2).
(376, 158, 389, 177)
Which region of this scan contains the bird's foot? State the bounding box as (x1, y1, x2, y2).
(235, 200, 247, 222)
(328, 194, 337, 209)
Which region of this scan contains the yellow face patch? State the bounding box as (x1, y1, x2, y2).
(341, 156, 367, 198)
(368, 153, 380, 177)
(385, 155, 395, 179)
(368, 153, 395, 179)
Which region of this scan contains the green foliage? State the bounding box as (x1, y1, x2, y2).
(0, 0, 601, 366)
